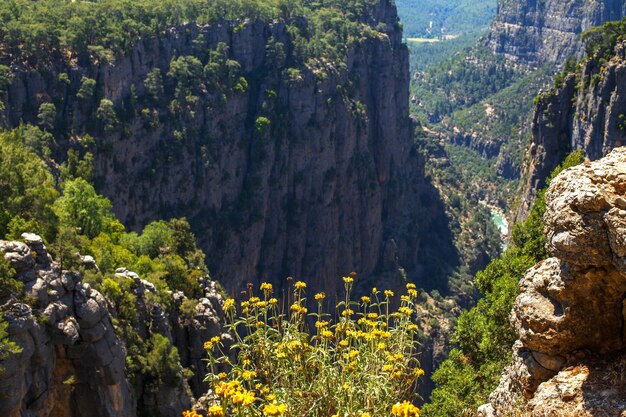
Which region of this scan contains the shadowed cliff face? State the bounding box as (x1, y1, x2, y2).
(486, 0, 626, 68)
(0, 0, 458, 297)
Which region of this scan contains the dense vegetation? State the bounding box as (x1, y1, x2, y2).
(0, 125, 209, 388)
(201, 278, 424, 416)
(422, 151, 584, 416)
(0, 0, 391, 68)
(395, 0, 495, 38)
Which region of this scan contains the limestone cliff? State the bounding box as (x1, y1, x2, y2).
(0, 234, 228, 417)
(481, 148, 626, 416)
(0, 0, 456, 297)
(486, 0, 626, 68)
(518, 40, 626, 219)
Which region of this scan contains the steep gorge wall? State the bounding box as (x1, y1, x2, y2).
(0, 1, 456, 296)
(519, 40, 626, 218)
(486, 0, 626, 68)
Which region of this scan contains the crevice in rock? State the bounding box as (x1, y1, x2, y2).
(622, 293, 626, 349)
(545, 292, 564, 317)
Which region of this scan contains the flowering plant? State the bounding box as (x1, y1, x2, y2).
(190, 275, 422, 417)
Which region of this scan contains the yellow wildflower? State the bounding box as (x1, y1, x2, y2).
(342, 276, 354, 284)
(398, 307, 413, 316)
(207, 405, 224, 417)
(260, 282, 273, 293)
(241, 370, 257, 381)
(294, 281, 306, 290)
(315, 320, 329, 328)
(347, 349, 359, 359)
(315, 292, 326, 301)
(339, 340, 349, 347)
(372, 287, 379, 295)
(269, 298, 278, 305)
(342, 308, 354, 317)
(263, 402, 288, 416)
(232, 390, 256, 406)
(361, 296, 371, 303)
(367, 312, 379, 319)
(222, 298, 235, 311)
(384, 290, 394, 297)
(182, 410, 203, 417)
(322, 330, 334, 339)
(391, 401, 420, 416)
(217, 372, 227, 379)
(203, 341, 214, 350)
(406, 283, 417, 290)
(408, 289, 418, 298)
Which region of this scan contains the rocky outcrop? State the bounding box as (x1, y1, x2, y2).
(486, 0, 626, 68)
(481, 148, 626, 416)
(518, 41, 626, 220)
(0, 0, 455, 297)
(0, 235, 228, 417)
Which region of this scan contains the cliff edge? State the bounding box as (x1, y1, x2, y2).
(481, 148, 626, 416)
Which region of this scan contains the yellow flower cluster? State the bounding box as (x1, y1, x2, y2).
(290, 303, 307, 315)
(202, 276, 423, 417)
(182, 410, 203, 417)
(207, 405, 224, 417)
(391, 401, 420, 416)
(262, 402, 288, 416)
(222, 298, 235, 311)
(203, 336, 221, 351)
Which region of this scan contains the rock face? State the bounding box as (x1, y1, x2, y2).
(0, 0, 455, 296)
(518, 41, 626, 219)
(481, 148, 626, 416)
(486, 0, 626, 68)
(0, 236, 228, 417)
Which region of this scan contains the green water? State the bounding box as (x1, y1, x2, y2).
(491, 211, 508, 235)
(489, 209, 509, 250)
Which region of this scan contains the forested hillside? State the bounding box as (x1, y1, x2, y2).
(0, 1, 463, 415)
(0, 0, 465, 299)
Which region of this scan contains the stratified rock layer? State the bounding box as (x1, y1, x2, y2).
(482, 148, 626, 416)
(486, 0, 626, 68)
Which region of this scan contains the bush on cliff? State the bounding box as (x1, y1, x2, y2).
(422, 151, 583, 417)
(199, 277, 424, 417)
